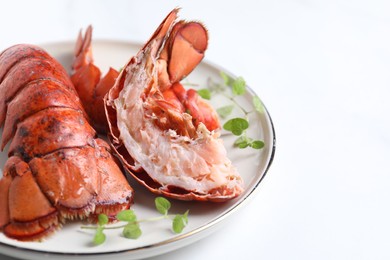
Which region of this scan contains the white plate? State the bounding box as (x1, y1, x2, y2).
(0, 41, 275, 260)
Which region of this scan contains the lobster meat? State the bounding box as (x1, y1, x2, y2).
(72, 9, 243, 202)
(0, 44, 133, 241)
(106, 9, 243, 201)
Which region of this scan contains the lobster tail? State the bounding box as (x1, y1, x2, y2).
(0, 44, 133, 241)
(104, 9, 243, 202)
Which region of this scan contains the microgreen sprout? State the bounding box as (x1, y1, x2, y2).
(81, 197, 189, 246)
(197, 71, 265, 149)
(93, 214, 108, 245)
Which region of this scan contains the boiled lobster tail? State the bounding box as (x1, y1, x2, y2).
(104, 9, 243, 202)
(0, 44, 133, 241)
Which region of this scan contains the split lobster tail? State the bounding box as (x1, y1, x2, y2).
(0, 44, 133, 241)
(105, 9, 243, 202)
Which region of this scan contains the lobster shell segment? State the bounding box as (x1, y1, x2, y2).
(105, 9, 243, 202)
(70, 26, 120, 133)
(1, 156, 59, 241)
(0, 44, 133, 241)
(1, 80, 85, 150)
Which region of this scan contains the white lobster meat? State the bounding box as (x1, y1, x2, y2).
(105, 9, 244, 202)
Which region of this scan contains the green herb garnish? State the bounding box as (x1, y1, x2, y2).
(197, 88, 212, 100)
(199, 71, 265, 149)
(172, 210, 189, 233)
(216, 105, 234, 119)
(92, 214, 108, 245)
(82, 197, 189, 246)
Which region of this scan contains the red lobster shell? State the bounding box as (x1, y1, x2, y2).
(0, 44, 133, 241)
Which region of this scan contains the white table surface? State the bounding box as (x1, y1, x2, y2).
(1, 0, 389, 259)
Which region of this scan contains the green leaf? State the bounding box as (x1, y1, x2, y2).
(116, 210, 137, 222)
(253, 96, 264, 114)
(172, 210, 189, 234)
(197, 89, 211, 100)
(98, 214, 109, 226)
(155, 197, 171, 215)
(234, 136, 250, 148)
(217, 105, 234, 119)
(223, 118, 249, 136)
(93, 227, 106, 245)
(250, 140, 265, 149)
(123, 223, 142, 239)
(232, 76, 246, 96)
(239, 142, 250, 148)
(220, 71, 234, 87)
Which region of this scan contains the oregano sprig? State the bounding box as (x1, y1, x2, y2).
(197, 71, 265, 149)
(81, 197, 189, 246)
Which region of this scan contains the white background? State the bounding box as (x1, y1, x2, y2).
(1, 0, 390, 259)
